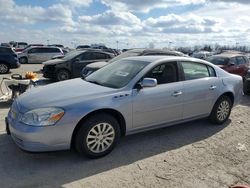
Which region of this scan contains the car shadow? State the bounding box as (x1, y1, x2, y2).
(0, 101, 12, 109)
(239, 95, 250, 107)
(0, 119, 229, 188)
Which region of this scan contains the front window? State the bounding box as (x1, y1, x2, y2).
(85, 60, 150, 88)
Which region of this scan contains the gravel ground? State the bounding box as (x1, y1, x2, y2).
(0, 64, 249, 188)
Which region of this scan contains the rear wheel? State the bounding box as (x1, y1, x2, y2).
(209, 95, 232, 124)
(75, 113, 121, 158)
(0, 63, 9, 74)
(19, 57, 28, 64)
(56, 69, 71, 81)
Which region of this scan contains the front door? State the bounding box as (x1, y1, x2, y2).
(132, 62, 183, 128)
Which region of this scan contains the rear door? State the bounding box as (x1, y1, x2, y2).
(179, 61, 221, 119)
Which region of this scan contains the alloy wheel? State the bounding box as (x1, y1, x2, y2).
(0, 64, 8, 74)
(217, 100, 230, 121)
(86, 123, 115, 153)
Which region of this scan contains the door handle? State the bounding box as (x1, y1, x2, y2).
(209, 85, 217, 90)
(172, 91, 183, 97)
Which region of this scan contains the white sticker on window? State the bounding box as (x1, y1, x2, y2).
(115, 71, 129, 77)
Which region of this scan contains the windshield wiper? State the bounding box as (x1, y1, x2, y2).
(86, 80, 103, 86)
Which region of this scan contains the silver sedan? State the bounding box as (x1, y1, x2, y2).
(6, 56, 243, 158)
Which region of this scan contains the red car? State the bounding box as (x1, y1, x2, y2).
(207, 53, 249, 78)
(207, 53, 249, 94)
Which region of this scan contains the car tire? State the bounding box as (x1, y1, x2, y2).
(209, 95, 232, 124)
(75, 113, 121, 158)
(19, 57, 28, 64)
(0, 63, 10, 74)
(243, 80, 249, 95)
(56, 69, 71, 81)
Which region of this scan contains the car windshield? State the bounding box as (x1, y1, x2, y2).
(207, 56, 229, 65)
(108, 51, 141, 63)
(85, 59, 149, 88)
(62, 50, 83, 61)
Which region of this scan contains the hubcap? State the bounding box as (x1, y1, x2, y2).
(217, 100, 230, 121)
(58, 72, 69, 80)
(0, 64, 8, 73)
(20, 58, 26, 63)
(86, 123, 115, 153)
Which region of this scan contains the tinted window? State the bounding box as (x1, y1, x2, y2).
(229, 57, 237, 65)
(181, 62, 210, 80)
(236, 56, 246, 65)
(43, 48, 60, 53)
(0, 47, 12, 53)
(93, 52, 107, 59)
(80, 52, 94, 60)
(145, 63, 178, 84)
(207, 56, 229, 65)
(28, 48, 40, 53)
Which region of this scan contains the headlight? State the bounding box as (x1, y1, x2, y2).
(21, 108, 64, 126)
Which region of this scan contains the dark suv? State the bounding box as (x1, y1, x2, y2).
(82, 48, 186, 77)
(42, 50, 114, 81)
(0, 47, 20, 74)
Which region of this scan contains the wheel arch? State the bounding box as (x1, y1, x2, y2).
(219, 91, 234, 105)
(55, 68, 71, 80)
(70, 108, 126, 148)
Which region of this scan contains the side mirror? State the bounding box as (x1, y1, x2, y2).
(136, 78, 157, 89)
(74, 58, 80, 63)
(229, 61, 235, 66)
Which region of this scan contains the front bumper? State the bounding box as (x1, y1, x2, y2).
(42, 66, 55, 79)
(6, 113, 70, 152)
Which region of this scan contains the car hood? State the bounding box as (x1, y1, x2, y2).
(43, 59, 66, 65)
(87, 61, 109, 69)
(16, 78, 115, 112)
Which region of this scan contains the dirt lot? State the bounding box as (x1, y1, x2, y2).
(0, 65, 249, 188)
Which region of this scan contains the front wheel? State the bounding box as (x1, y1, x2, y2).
(209, 95, 232, 124)
(75, 113, 121, 158)
(0, 63, 10, 74)
(56, 69, 71, 81)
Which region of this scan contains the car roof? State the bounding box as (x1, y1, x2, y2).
(212, 53, 245, 58)
(125, 48, 185, 56)
(122, 55, 206, 64)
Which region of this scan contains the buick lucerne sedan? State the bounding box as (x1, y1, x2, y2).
(6, 56, 243, 158)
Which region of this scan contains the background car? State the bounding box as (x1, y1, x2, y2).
(207, 53, 249, 78)
(13, 42, 28, 52)
(82, 48, 186, 77)
(0, 46, 20, 74)
(18, 46, 64, 64)
(42, 49, 114, 81)
(6, 56, 242, 158)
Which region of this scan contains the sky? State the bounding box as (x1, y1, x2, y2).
(0, 0, 250, 49)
